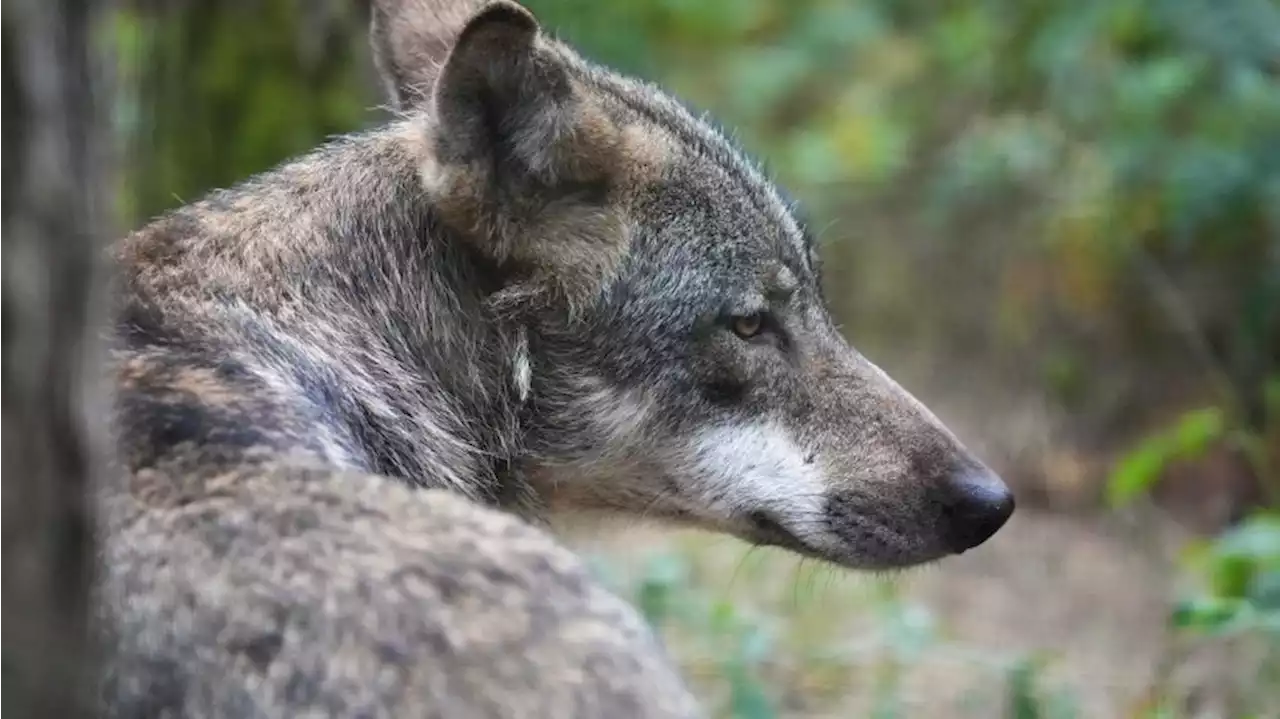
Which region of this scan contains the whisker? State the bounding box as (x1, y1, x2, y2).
(726, 545, 762, 595)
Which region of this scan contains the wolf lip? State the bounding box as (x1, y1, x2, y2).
(745, 510, 810, 553)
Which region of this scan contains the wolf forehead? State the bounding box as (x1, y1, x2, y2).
(593, 70, 815, 266)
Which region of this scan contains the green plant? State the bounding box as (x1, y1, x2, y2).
(1178, 515, 1280, 632)
(1107, 406, 1229, 508)
(588, 548, 1082, 718)
(1109, 384, 1280, 716)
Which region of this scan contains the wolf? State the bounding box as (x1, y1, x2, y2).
(101, 0, 1015, 716)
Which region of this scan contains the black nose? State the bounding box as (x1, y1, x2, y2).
(943, 468, 1015, 553)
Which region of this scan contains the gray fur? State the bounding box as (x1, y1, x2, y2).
(102, 0, 1014, 715)
(99, 459, 698, 718)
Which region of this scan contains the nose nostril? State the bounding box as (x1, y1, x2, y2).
(945, 469, 1015, 553)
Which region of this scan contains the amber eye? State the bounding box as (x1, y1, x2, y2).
(731, 312, 765, 339)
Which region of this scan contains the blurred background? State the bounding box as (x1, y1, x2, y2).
(105, 0, 1279, 716)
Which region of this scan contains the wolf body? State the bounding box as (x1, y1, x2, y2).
(101, 1, 1015, 716)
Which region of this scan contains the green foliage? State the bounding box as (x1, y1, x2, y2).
(112, 0, 373, 225)
(590, 549, 1081, 718)
(1004, 656, 1078, 719)
(631, 553, 781, 719)
(1108, 391, 1280, 714)
(1108, 366, 1280, 511)
(1108, 407, 1227, 508)
(1160, 512, 1280, 716)
(1175, 513, 1280, 637)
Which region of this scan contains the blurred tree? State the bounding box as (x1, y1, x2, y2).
(114, 0, 375, 225)
(3, 0, 112, 716)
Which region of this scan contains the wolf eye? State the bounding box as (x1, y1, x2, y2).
(731, 312, 765, 339)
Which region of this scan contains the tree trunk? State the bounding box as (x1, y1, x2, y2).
(2, 0, 112, 716)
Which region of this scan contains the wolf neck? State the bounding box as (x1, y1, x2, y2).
(198, 119, 531, 506)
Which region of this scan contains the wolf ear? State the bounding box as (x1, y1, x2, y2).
(430, 2, 603, 183)
(423, 1, 635, 304)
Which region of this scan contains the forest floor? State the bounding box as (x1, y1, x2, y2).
(572, 505, 1260, 718)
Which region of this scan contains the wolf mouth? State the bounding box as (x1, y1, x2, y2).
(745, 510, 814, 555)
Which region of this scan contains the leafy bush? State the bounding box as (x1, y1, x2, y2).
(1109, 377, 1280, 716)
(1152, 513, 1280, 717)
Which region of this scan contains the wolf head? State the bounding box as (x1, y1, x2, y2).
(371, 0, 1014, 569)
